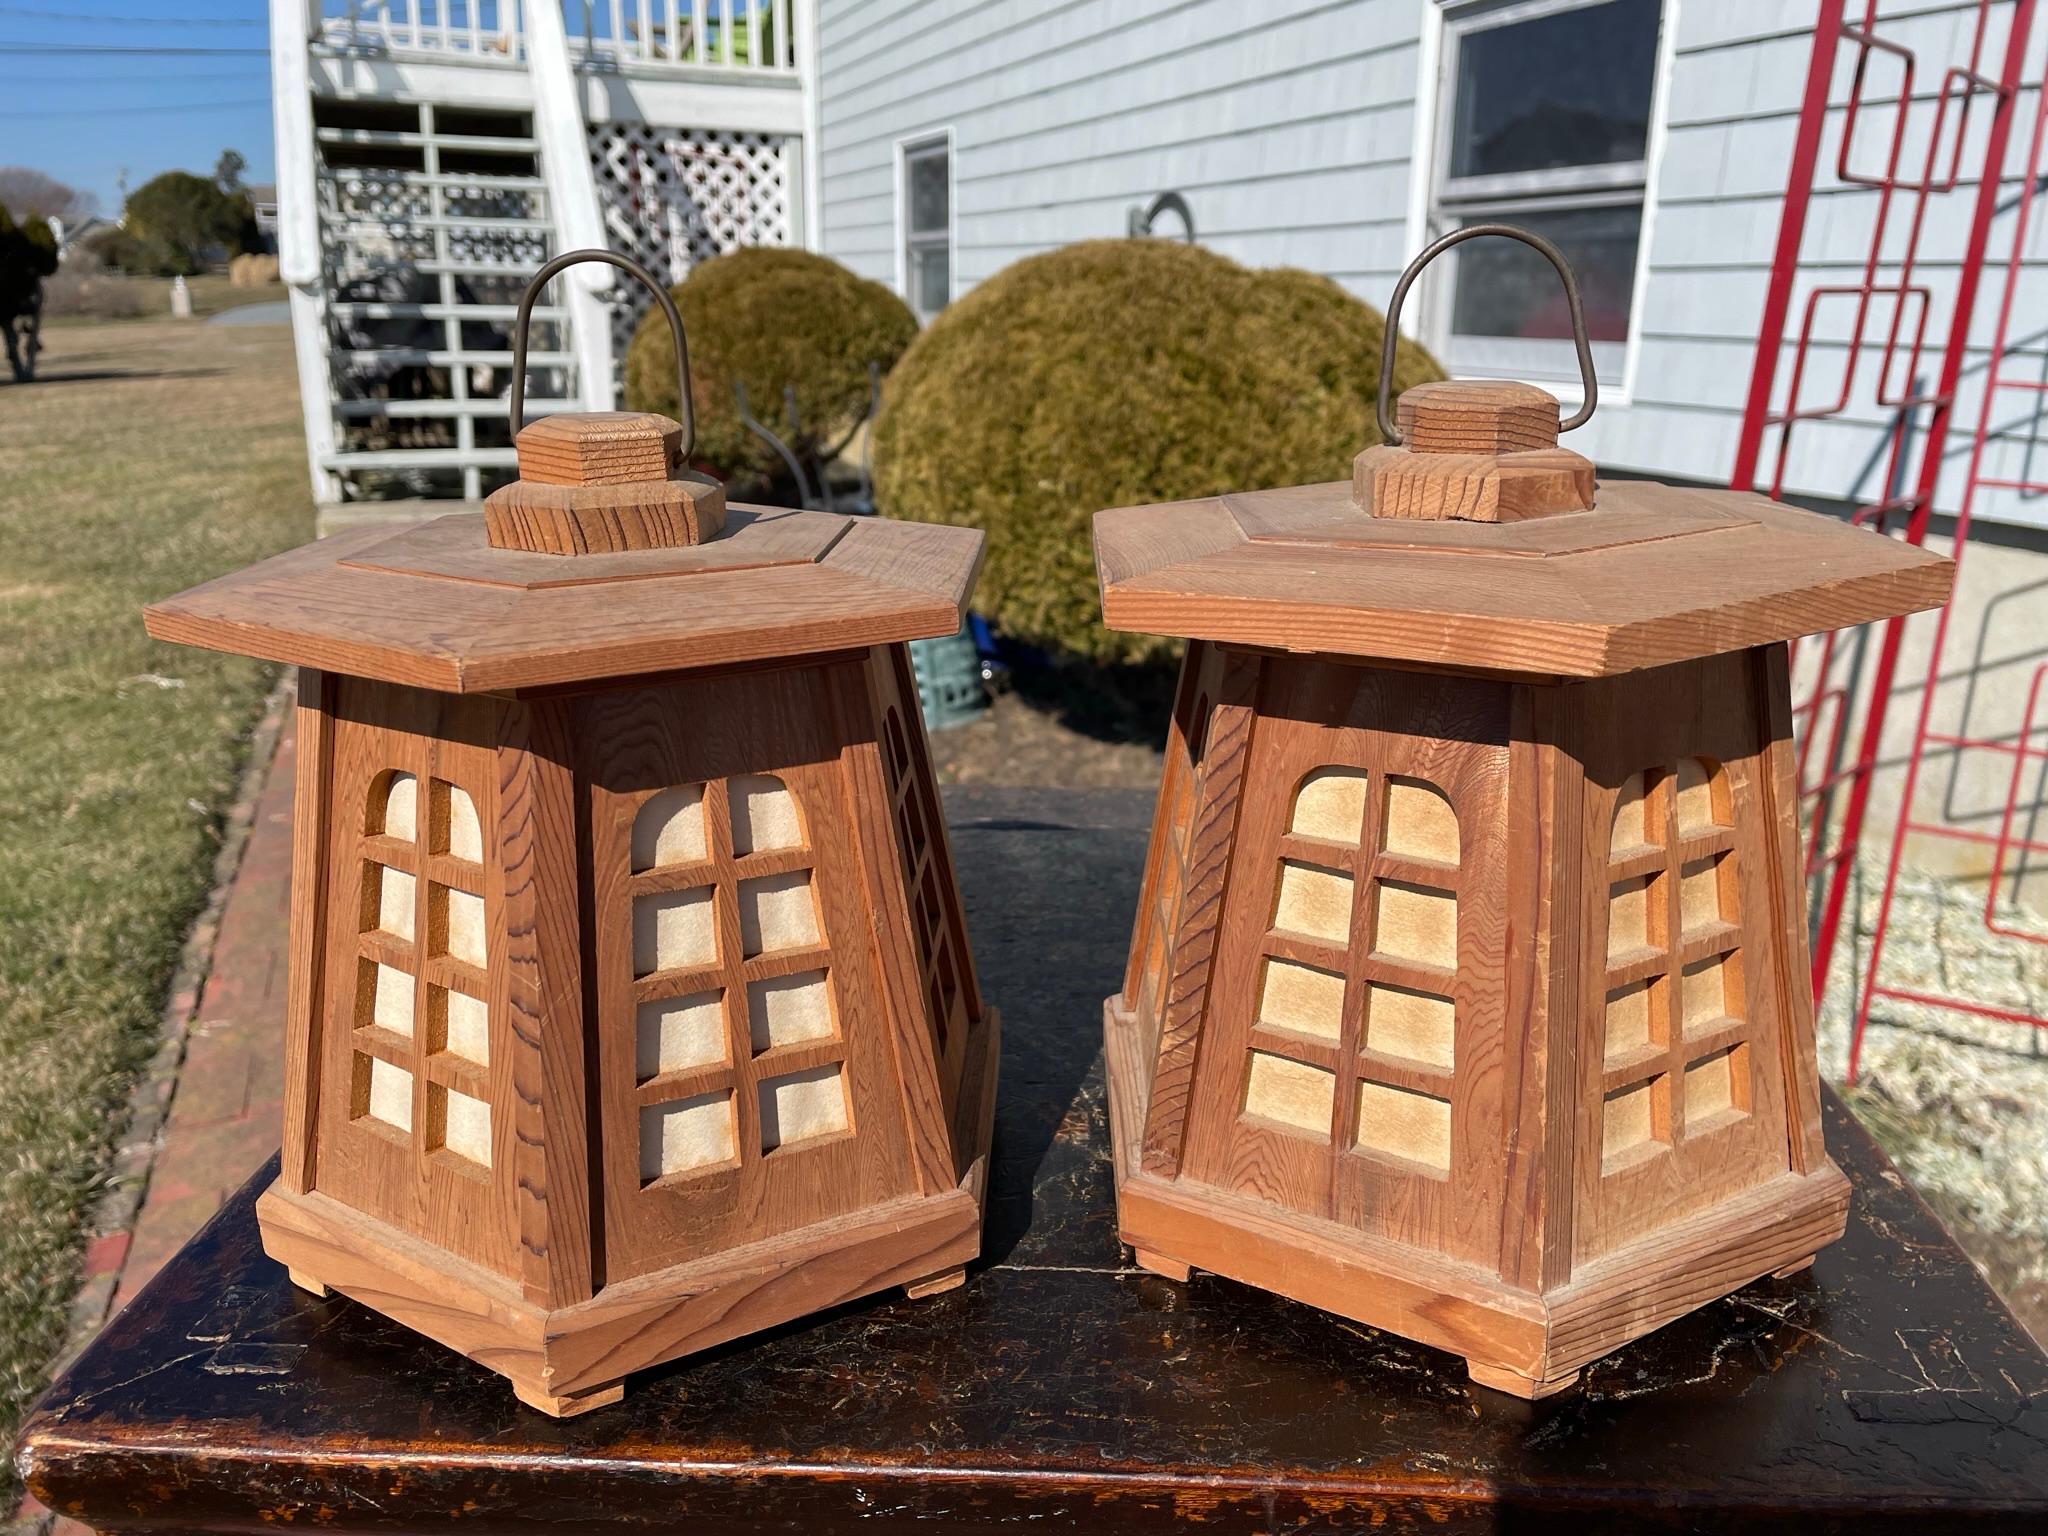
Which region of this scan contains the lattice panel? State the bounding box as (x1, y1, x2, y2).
(1595, 759, 1751, 1171)
(589, 123, 795, 369)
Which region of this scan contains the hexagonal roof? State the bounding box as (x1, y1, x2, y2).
(1094, 477, 1952, 679)
(145, 507, 984, 693)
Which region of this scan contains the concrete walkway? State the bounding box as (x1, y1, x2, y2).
(206, 301, 291, 326)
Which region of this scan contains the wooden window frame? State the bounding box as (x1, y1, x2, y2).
(627, 774, 851, 1187)
(1596, 759, 1751, 1174)
(353, 771, 493, 1180)
(1244, 768, 1461, 1180)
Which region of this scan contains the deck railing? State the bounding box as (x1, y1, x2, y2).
(316, 2, 526, 61)
(566, 0, 795, 73)
(313, 0, 797, 74)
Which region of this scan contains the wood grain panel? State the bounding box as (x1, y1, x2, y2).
(1178, 658, 1514, 1269)
(1096, 487, 1953, 676)
(1122, 642, 1223, 1039)
(496, 697, 594, 1305)
(313, 679, 516, 1279)
(1755, 643, 1829, 1173)
(280, 667, 335, 1195)
(1137, 648, 1261, 1179)
(143, 513, 984, 693)
(577, 663, 916, 1283)
(833, 650, 957, 1196)
(1565, 652, 1795, 1266)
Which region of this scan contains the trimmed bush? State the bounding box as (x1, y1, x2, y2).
(873, 240, 1443, 665)
(623, 247, 919, 484)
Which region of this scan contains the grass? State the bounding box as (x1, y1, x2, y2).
(0, 317, 311, 1503)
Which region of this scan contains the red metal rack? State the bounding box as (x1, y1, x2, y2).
(1730, 0, 2040, 1059)
(1849, 47, 2048, 1079)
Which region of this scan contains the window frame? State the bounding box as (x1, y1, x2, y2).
(623, 772, 852, 1191)
(1414, 0, 1678, 404)
(352, 767, 495, 1180)
(896, 129, 955, 325)
(1241, 766, 1463, 1181)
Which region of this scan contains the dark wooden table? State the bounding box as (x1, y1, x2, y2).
(20, 788, 2048, 1533)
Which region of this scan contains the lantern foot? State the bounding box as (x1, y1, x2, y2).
(1773, 1254, 1817, 1280)
(1131, 1248, 1193, 1283)
(905, 1265, 967, 1300)
(513, 1379, 625, 1419)
(1467, 1361, 1581, 1401)
(286, 1267, 330, 1299)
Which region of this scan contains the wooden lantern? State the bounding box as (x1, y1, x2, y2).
(1091, 227, 1953, 1399)
(143, 252, 998, 1416)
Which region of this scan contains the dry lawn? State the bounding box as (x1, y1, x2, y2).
(0, 319, 310, 1500)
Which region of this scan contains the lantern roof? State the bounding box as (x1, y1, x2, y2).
(1093, 474, 1951, 679)
(1097, 229, 1952, 679)
(144, 507, 984, 693)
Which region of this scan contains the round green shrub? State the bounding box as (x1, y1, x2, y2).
(872, 239, 1443, 665)
(623, 247, 919, 485)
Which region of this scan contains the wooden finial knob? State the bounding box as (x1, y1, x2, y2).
(516, 412, 680, 485)
(1395, 380, 1561, 454)
(1355, 379, 1596, 525)
(483, 412, 726, 556)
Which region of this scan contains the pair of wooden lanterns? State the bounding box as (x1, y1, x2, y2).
(145, 253, 999, 1416)
(1095, 227, 1954, 1397)
(146, 230, 1951, 1413)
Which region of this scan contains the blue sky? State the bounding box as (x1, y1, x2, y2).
(0, 3, 274, 217)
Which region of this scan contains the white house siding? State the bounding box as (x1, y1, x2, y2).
(1617, 0, 2048, 532)
(815, 0, 2048, 529)
(814, 0, 1429, 308)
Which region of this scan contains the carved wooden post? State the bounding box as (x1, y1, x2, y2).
(143, 252, 998, 1416)
(1091, 228, 1954, 1400)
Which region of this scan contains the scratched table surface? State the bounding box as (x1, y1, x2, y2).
(20, 787, 2048, 1534)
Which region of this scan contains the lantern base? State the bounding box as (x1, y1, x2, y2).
(1103, 997, 1847, 1401)
(258, 1004, 1000, 1416)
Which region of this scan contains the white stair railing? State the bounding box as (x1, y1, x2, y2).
(274, 0, 343, 501)
(525, 0, 615, 410)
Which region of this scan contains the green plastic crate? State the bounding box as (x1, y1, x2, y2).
(908, 621, 988, 731)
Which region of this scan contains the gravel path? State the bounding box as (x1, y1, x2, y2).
(1821, 859, 2048, 1341)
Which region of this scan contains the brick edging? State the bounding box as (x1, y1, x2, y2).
(13, 671, 296, 1533)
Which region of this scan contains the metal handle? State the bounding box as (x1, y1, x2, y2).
(509, 248, 694, 459)
(1376, 223, 1598, 447)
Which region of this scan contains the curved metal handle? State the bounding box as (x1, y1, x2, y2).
(509, 248, 694, 460)
(1128, 190, 1195, 242)
(1376, 223, 1598, 447)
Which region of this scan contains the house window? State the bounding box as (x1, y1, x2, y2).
(900, 134, 952, 324)
(1428, 0, 1666, 387)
